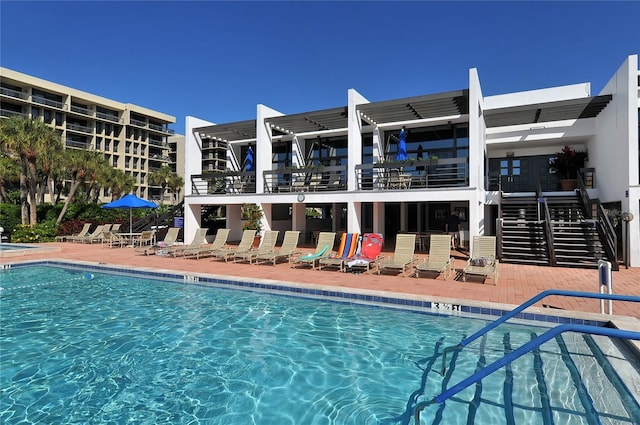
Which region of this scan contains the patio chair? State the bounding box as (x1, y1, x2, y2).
(291, 231, 336, 270)
(111, 223, 122, 233)
(318, 233, 360, 272)
(234, 230, 279, 264)
(254, 230, 301, 265)
(182, 228, 230, 259)
(415, 234, 454, 279)
(57, 223, 91, 242)
(136, 227, 181, 256)
(377, 234, 418, 277)
(102, 230, 128, 248)
(165, 228, 208, 257)
(345, 233, 384, 273)
(76, 224, 106, 244)
(211, 229, 256, 262)
(463, 236, 499, 285)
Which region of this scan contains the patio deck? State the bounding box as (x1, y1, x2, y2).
(3, 241, 639, 320)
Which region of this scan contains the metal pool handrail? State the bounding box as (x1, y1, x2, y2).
(440, 290, 640, 376)
(414, 324, 640, 424)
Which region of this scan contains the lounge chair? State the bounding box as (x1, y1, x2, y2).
(292, 231, 336, 269)
(463, 236, 499, 285)
(182, 228, 230, 259)
(254, 230, 301, 265)
(102, 230, 128, 248)
(134, 230, 155, 248)
(234, 230, 279, 264)
(165, 228, 208, 257)
(57, 223, 91, 242)
(415, 234, 455, 279)
(377, 233, 417, 277)
(211, 229, 256, 262)
(136, 227, 180, 255)
(345, 233, 384, 273)
(76, 224, 106, 244)
(111, 223, 122, 233)
(318, 233, 360, 272)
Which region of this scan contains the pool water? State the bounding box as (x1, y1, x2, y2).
(0, 266, 637, 424)
(0, 244, 37, 251)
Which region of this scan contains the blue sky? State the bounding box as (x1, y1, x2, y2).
(1, 1, 638, 135)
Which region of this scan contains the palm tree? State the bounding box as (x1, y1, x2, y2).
(167, 173, 184, 205)
(0, 154, 20, 203)
(36, 145, 65, 205)
(55, 150, 105, 225)
(0, 116, 62, 224)
(100, 167, 135, 201)
(148, 165, 174, 205)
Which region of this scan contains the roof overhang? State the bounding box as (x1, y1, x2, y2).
(266, 106, 349, 136)
(195, 120, 256, 143)
(357, 90, 470, 126)
(484, 95, 613, 128)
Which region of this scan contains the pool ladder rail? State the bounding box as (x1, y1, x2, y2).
(414, 290, 640, 424)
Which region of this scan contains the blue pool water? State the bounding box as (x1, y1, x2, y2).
(0, 265, 636, 424)
(0, 243, 38, 251)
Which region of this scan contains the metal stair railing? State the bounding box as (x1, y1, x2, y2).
(414, 324, 640, 424)
(577, 173, 618, 270)
(439, 290, 640, 376)
(537, 182, 556, 266)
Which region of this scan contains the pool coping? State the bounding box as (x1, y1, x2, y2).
(0, 243, 61, 258)
(6, 258, 640, 333)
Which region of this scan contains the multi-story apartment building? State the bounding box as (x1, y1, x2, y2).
(0, 67, 179, 203)
(183, 55, 639, 268)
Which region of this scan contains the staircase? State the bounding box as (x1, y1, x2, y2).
(413, 329, 640, 424)
(500, 195, 549, 265)
(500, 194, 610, 268)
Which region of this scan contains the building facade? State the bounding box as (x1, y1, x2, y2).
(183, 55, 638, 267)
(0, 67, 179, 203)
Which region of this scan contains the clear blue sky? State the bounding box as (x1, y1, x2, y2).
(1, 1, 638, 135)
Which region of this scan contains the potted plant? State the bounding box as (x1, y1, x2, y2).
(241, 203, 263, 247)
(548, 145, 588, 190)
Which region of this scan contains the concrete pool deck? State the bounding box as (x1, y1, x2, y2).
(3, 241, 639, 321)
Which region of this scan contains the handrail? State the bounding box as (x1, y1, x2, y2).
(440, 290, 640, 375)
(414, 324, 640, 423)
(536, 182, 556, 266)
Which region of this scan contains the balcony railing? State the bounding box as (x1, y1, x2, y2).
(191, 171, 256, 195)
(96, 112, 122, 123)
(32, 96, 65, 109)
(263, 165, 346, 193)
(130, 118, 147, 127)
(148, 138, 166, 147)
(1, 108, 27, 118)
(66, 123, 93, 133)
(65, 139, 89, 149)
(0, 87, 28, 99)
(70, 105, 91, 115)
(355, 158, 469, 190)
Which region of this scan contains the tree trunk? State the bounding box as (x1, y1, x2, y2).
(19, 169, 29, 225)
(27, 159, 38, 225)
(56, 180, 82, 225)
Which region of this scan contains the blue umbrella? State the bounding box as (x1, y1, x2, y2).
(245, 146, 254, 171)
(397, 128, 407, 161)
(101, 194, 158, 239)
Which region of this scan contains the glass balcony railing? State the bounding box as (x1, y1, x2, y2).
(355, 158, 469, 190)
(1, 87, 28, 99)
(32, 96, 65, 109)
(66, 123, 93, 133)
(130, 118, 147, 127)
(191, 171, 256, 195)
(96, 112, 121, 123)
(263, 165, 346, 193)
(70, 105, 91, 115)
(1, 108, 27, 118)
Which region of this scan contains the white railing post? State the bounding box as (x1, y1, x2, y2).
(598, 260, 613, 314)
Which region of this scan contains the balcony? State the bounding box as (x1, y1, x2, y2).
(70, 105, 91, 116)
(263, 165, 346, 193)
(354, 158, 469, 190)
(65, 139, 89, 149)
(1, 87, 28, 100)
(130, 118, 147, 127)
(191, 171, 256, 195)
(148, 138, 166, 147)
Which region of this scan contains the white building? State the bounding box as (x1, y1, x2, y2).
(183, 55, 639, 269)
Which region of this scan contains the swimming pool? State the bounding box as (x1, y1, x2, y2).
(1, 263, 638, 424)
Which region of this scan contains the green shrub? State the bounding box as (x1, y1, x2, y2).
(0, 203, 21, 236)
(11, 222, 57, 243)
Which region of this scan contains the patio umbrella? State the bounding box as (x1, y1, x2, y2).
(397, 127, 407, 161)
(245, 146, 254, 171)
(101, 194, 158, 240)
